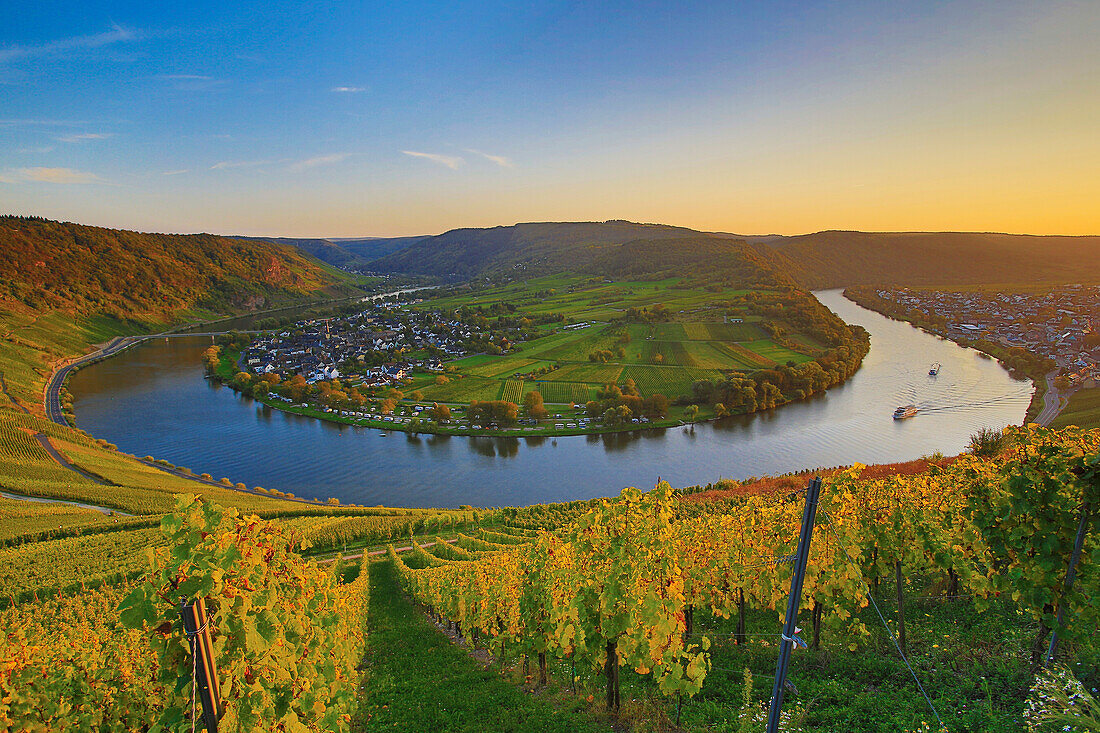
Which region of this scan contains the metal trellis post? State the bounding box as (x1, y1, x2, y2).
(765, 476, 822, 733)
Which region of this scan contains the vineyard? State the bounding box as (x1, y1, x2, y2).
(386, 425, 1100, 731)
(0, 498, 371, 731)
(0, 423, 1095, 730)
(525, 380, 592, 404)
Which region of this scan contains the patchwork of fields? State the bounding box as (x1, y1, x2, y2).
(411, 276, 823, 406)
(418, 324, 810, 403)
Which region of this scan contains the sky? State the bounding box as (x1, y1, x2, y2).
(2, 1, 1098, 238)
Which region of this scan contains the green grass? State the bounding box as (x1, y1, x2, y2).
(463, 357, 540, 378)
(673, 573, 1049, 732)
(742, 338, 814, 365)
(1051, 387, 1100, 429)
(353, 560, 604, 733)
(680, 341, 742, 369)
(420, 375, 506, 403)
(542, 362, 623, 384)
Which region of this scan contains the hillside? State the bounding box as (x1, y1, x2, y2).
(762, 230, 1100, 289)
(239, 236, 364, 270)
(363, 221, 1100, 290)
(334, 235, 431, 262)
(0, 216, 355, 318)
(581, 236, 796, 285)
(242, 234, 429, 271)
(367, 221, 737, 279)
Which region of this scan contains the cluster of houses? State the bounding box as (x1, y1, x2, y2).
(875, 285, 1100, 385)
(240, 303, 480, 387)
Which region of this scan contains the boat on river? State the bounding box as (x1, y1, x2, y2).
(929, 363, 941, 376)
(893, 404, 918, 419)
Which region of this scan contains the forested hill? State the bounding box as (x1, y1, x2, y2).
(366, 221, 1100, 289)
(366, 221, 736, 279)
(581, 236, 796, 287)
(0, 216, 354, 318)
(240, 235, 429, 271)
(761, 230, 1100, 289)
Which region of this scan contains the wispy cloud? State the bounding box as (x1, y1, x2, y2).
(0, 118, 90, 127)
(464, 148, 513, 168)
(57, 132, 113, 143)
(210, 159, 271, 170)
(331, 86, 366, 93)
(288, 153, 350, 171)
(15, 146, 54, 154)
(159, 74, 229, 92)
(401, 150, 464, 170)
(162, 169, 189, 176)
(0, 24, 136, 64)
(14, 167, 106, 184)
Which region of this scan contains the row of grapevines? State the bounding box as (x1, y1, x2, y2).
(391, 425, 1099, 708)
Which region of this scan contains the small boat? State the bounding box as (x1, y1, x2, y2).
(928, 363, 941, 376)
(893, 405, 918, 419)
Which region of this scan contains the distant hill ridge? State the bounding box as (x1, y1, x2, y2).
(761, 230, 1100, 289)
(367, 220, 739, 279)
(239, 235, 430, 271)
(357, 221, 1100, 288)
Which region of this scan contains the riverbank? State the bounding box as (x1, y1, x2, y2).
(208, 333, 869, 439)
(842, 287, 1048, 423)
(67, 290, 1033, 508)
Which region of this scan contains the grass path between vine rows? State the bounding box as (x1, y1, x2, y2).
(353, 559, 610, 733)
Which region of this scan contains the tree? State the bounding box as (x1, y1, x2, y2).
(468, 400, 520, 427)
(428, 403, 451, 422)
(523, 390, 549, 420)
(435, 374, 450, 385)
(683, 405, 700, 422)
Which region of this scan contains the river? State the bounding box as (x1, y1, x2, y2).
(67, 290, 1033, 508)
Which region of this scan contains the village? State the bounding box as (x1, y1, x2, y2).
(239, 299, 478, 389)
(872, 284, 1100, 386)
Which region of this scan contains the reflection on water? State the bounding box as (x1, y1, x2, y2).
(68, 290, 1033, 508)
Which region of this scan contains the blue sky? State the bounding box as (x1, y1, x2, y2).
(2, 1, 1098, 236)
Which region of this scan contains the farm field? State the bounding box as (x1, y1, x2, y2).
(413, 276, 831, 411)
(1050, 387, 1100, 429)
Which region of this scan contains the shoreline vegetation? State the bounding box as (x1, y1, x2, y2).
(199, 277, 870, 438)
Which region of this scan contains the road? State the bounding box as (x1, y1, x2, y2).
(0, 371, 30, 414)
(38, 329, 329, 503)
(0, 490, 133, 516)
(43, 330, 262, 426)
(44, 337, 139, 424)
(1034, 370, 1069, 427)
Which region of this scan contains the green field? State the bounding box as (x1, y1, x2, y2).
(1051, 387, 1100, 429)
(413, 276, 837, 413)
(419, 375, 505, 402)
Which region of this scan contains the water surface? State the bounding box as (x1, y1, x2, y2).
(69, 291, 1033, 507)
